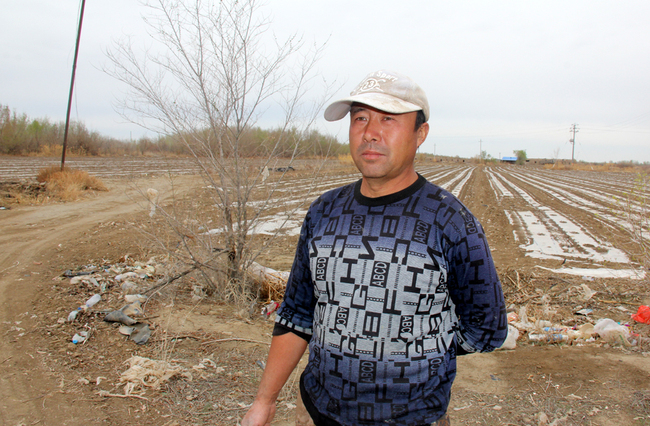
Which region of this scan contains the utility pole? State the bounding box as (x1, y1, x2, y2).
(61, 0, 87, 170)
(569, 123, 579, 164)
(479, 139, 482, 163)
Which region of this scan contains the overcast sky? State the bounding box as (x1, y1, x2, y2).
(2, 1, 649, 163)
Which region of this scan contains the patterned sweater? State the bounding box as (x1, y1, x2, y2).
(275, 175, 507, 425)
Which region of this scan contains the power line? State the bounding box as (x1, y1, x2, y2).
(603, 110, 650, 129)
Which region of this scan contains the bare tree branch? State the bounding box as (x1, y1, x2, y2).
(104, 0, 341, 306)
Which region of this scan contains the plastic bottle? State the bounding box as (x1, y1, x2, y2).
(542, 327, 566, 333)
(528, 333, 568, 343)
(67, 308, 82, 322)
(84, 294, 101, 309)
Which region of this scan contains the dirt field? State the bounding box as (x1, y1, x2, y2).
(1, 157, 649, 426)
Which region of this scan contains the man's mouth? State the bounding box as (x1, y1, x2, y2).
(360, 150, 385, 160)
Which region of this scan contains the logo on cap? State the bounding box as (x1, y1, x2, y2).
(354, 72, 398, 94)
(357, 78, 384, 93)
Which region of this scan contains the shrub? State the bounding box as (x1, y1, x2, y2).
(514, 149, 527, 165)
(37, 166, 108, 201)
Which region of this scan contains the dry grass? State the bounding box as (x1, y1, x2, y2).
(0, 181, 47, 207)
(37, 165, 108, 201)
(34, 144, 63, 157)
(543, 162, 650, 173)
(337, 154, 355, 164)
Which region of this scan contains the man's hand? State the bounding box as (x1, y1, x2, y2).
(240, 400, 276, 426)
(239, 332, 308, 425)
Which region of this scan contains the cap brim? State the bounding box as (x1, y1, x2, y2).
(324, 93, 423, 122)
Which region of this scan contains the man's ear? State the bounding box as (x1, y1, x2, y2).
(416, 122, 429, 148)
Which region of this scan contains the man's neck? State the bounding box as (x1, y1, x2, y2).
(359, 170, 419, 198)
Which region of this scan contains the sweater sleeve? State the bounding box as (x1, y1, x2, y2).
(274, 206, 317, 337)
(445, 206, 508, 354)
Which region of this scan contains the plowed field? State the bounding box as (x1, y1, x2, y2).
(1, 156, 649, 426)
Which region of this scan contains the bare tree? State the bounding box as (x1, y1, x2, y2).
(614, 173, 650, 273)
(552, 147, 560, 167)
(105, 0, 337, 304)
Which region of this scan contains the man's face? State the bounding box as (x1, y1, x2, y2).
(349, 104, 428, 187)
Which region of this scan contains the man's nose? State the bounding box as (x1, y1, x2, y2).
(362, 116, 381, 143)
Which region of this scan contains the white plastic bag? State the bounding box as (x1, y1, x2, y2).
(593, 318, 630, 345)
(498, 324, 520, 350)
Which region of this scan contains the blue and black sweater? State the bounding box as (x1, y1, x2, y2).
(275, 175, 507, 426)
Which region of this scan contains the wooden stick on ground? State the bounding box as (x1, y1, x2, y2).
(201, 337, 270, 346)
(97, 390, 149, 401)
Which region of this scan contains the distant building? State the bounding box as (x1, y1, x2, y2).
(528, 158, 556, 165)
(501, 156, 518, 164)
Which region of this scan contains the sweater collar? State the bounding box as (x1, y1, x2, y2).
(354, 174, 426, 207)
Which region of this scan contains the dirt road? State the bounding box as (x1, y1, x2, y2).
(0, 176, 191, 425)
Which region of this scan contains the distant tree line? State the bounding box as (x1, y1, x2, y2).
(0, 104, 348, 158)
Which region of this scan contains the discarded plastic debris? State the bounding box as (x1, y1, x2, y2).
(124, 294, 147, 303)
(147, 188, 159, 217)
(542, 327, 565, 333)
(515, 305, 533, 330)
(116, 322, 150, 344)
(507, 312, 519, 323)
(68, 308, 81, 322)
(104, 310, 138, 326)
(69, 276, 88, 285)
(580, 284, 596, 301)
(575, 308, 593, 316)
(577, 323, 595, 339)
(498, 324, 519, 350)
(130, 323, 151, 345)
(63, 270, 95, 278)
(121, 301, 144, 317)
(261, 301, 280, 318)
(114, 272, 139, 283)
(566, 329, 582, 340)
(85, 294, 101, 309)
(192, 285, 206, 301)
(632, 305, 650, 325)
(119, 325, 135, 336)
(528, 333, 568, 343)
(68, 294, 101, 322)
(72, 331, 88, 344)
(594, 318, 630, 345)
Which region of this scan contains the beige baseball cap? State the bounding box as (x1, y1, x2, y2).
(324, 70, 429, 122)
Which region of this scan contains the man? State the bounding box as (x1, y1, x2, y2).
(242, 70, 507, 426)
